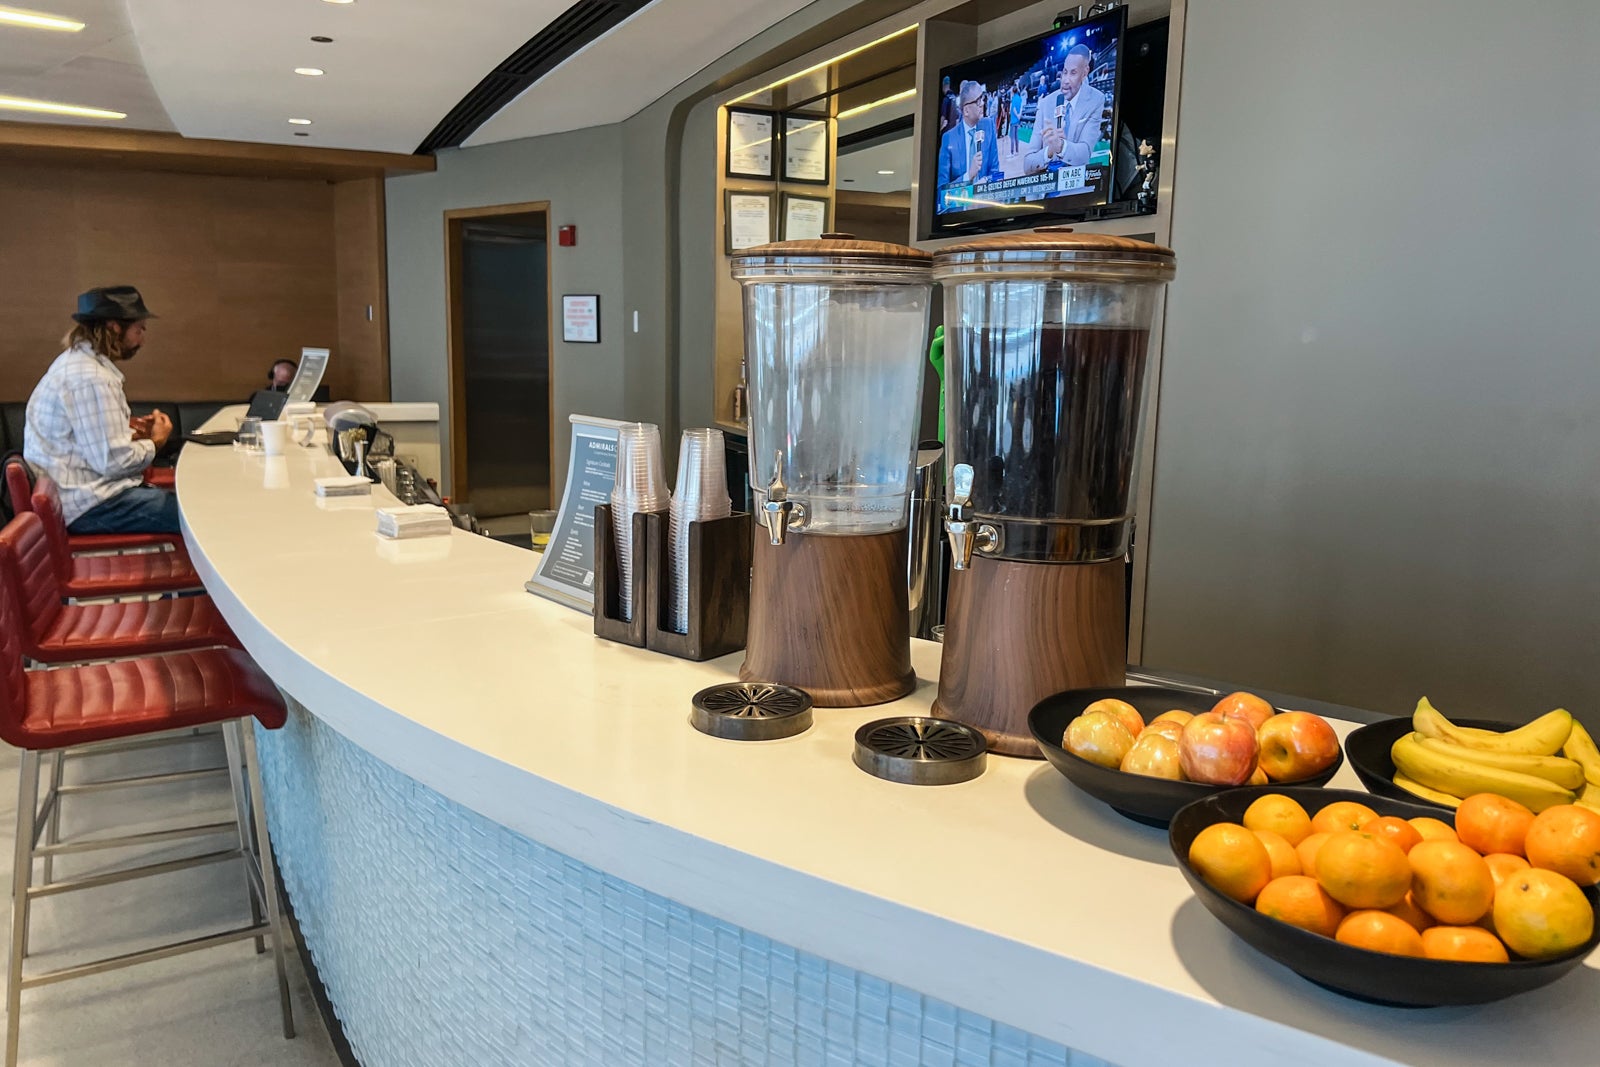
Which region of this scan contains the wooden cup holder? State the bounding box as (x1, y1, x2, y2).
(645, 512, 752, 661)
(592, 503, 664, 648)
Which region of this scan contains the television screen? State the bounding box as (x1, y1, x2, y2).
(930, 8, 1126, 233)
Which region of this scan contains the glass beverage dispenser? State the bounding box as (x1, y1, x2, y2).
(932, 229, 1176, 754)
(730, 236, 933, 706)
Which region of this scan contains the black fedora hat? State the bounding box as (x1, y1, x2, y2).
(72, 286, 156, 324)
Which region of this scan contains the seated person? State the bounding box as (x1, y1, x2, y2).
(267, 358, 296, 392)
(24, 286, 177, 535)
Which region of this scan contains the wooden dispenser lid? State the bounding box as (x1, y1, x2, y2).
(933, 226, 1175, 282)
(730, 232, 932, 277)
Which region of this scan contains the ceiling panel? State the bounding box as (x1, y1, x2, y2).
(0, 0, 174, 130)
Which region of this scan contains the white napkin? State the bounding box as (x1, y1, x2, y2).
(375, 504, 452, 539)
(314, 475, 372, 498)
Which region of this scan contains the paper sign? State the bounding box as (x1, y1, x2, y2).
(562, 294, 600, 344)
(525, 414, 631, 611)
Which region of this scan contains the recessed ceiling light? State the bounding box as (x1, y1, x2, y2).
(288, 118, 313, 125)
(321, 0, 354, 5)
(0, 6, 83, 32)
(294, 67, 325, 77)
(0, 94, 124, 120)
(877, 170, 895, 175)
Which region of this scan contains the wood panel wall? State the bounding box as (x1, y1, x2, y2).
(0, 162, 389, 403)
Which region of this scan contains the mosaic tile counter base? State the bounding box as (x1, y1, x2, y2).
(255, 703, 1113, 1067)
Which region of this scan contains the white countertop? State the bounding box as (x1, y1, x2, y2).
(177, 427, 1599, 1067)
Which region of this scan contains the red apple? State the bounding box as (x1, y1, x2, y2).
(1179, 712, 1260, 785)
(1120, 734, 1183, 780)
(1213, 691, 1276, 731)
(1083, 698, 1143, 739)
(1256, 710, 1341, 781)
(1142, 719, 1187, 743)
(1151, 709, 1194, 727)
(1064, 711, 1136, 769)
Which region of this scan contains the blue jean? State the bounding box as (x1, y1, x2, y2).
(68, 486, 180, 535)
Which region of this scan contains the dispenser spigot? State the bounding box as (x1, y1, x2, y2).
(945, 463, 997, 570)
(761, 451, 795, 546)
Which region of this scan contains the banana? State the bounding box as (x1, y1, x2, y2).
(1561, 721, 1600, 787)
(1411, 698, 1572, 757)
(1392, 772, 1462, 808)
(1409, 734, 1587, 790)
(1391, 733, 1576, 813)
(1578, 783, 1600, 813)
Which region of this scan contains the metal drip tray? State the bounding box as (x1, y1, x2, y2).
(853, 716, 987, 785)
(690, 682, 814, 741)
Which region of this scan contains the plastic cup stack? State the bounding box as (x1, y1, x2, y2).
(668, 428, 732, 633)
(611, 423, 669, 621)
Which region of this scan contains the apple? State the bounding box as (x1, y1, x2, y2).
(1179, 711, 1260, 785)
(1083, 698, 1143, 740)
(1213, 691, 1275, 731)
(1256, 710, 1341, 781)
(1141, 719, 1186, 743)
(1248, 764, 1269, 786)
(1064, 711, 1136, 769)
(1120, 734, 1183, 780)
(1151, 709, 1194, 727)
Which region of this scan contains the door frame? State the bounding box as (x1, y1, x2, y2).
(442, 200, 555, 506)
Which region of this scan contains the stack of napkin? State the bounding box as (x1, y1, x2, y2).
(376, 504, 453, 540)
(314, 475, 372, 498)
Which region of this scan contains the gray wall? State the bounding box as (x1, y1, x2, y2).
(1143, 0, 1600, 723)
(386, 126, 627, 498)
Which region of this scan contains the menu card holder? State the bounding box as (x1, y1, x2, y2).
(592, 504, 663, 647)
(646, 513, 752, 661)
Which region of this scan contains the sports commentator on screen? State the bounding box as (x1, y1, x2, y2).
(937, 80, 1000, 188)
(1024, 44, 1106, 172)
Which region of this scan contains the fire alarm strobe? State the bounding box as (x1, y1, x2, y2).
(558, 225, 577, 247)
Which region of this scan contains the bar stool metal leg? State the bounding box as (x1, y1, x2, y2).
(237, 721, 294, 1039)
(41, 752, 64, 886)
(8, 751, 41, 1067)
(222, 726, 266, 954)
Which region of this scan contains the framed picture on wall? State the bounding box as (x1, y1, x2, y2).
(780, 193, 829, 241)
(725, 190, 774, 254)
(561, 294, 601, 343)
(780, 113, 830, 185)
(725, 107, 776, 180)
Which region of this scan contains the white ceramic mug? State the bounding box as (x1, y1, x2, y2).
(260, 420, 290, 456)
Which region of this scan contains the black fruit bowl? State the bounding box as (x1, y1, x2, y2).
(1345, 716, 1519, 810)
(1029, 687, 1344, 828)
(1170, 787, 1600, 1007)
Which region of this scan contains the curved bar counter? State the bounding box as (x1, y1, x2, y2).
(177, 421, 1598, 1067)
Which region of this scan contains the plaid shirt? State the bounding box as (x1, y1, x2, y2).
(23, 344, 155, 525)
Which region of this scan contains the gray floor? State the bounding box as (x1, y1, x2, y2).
(0, 734, 343, 1066)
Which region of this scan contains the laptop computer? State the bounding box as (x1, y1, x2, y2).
(184, 390, 290, 446)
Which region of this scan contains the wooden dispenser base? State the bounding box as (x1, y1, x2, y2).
(934, 556, 1126, 757)
(741, 527, 915, 707)
(593, 504, 663, 648)
(646, 512, 753, 661)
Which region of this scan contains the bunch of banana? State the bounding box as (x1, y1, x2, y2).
(1391, 699, 1596, 813)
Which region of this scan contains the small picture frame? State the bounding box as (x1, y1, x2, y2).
(725, 107, 776, 180)
(724, 190, 774, 254)
(781, 112, 830, 185)
(780, 193, 829, 241)
(561, 294, 600, 344)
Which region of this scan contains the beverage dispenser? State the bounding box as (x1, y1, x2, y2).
(730, 236, 933, 706)
(933, 229, 1176, 754)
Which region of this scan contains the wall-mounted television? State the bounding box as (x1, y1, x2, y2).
(927, 7, 1127, 236)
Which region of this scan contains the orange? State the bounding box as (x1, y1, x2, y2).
(1409, 817, 1459, 844)
(1243, 794, 1313, 846)
(1188, 822, 1273, 904)
(1311, 801, 1379, 835)
(1409, 840, 1495, 925)
(1483, 853, 1531, 892)
(1455, 794, 1535, 857)
(1296, 832, 1332, 878)
(1315, 831, 1412, 909)
(1335, 910, 1425, 956)
(1366, 816, 1423, 855)
(1523, 804, 1600, 886)
(1255, 875, 1346, 937)
(1421, 925, 1509, 963)
(1253, 830, 1302, 880)
(1493, 868, 1596, 959)
(1383, 891, 1436, 933)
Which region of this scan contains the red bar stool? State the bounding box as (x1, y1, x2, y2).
(0, 540, 295, 1065)
(30, 476, 201, 599)
(3, 455, 183, 556)
(142, 466, 176, 491)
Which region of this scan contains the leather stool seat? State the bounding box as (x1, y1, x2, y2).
(4, 456, 184, 555)
(32, 477, 200, 597)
